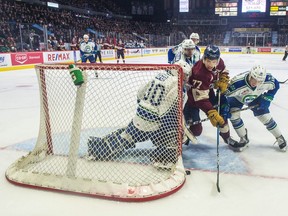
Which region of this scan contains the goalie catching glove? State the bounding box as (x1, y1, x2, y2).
(207, 109, 225, 127)
(214, 71, 229, 93)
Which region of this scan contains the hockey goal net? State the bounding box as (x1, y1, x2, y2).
(6, 63, 186, 201)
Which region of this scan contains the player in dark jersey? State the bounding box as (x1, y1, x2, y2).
(115, 39, 125, 63)
(184, 45, 238, 145)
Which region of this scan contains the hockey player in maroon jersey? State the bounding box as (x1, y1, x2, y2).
(115, 39, 125, 63)
(184, 45, 238, 145)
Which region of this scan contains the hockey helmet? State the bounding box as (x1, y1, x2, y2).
(249, 65, 266, 83)
(174, 59, 192, 78)
(203, 45, 220, 60)
(181, 39, 195, 50)
(83, 34, 89, 39)
(190, 33, 200, 40)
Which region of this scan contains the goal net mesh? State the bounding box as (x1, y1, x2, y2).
(6, 63, 186, 201)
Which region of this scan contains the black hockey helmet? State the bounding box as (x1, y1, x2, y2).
(203, 45, 220, 60)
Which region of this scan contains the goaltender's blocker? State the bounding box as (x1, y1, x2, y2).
(86, 60, 192, 168)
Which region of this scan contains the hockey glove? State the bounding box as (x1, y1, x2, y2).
(214, 72, 230, 94)
(207, 109, 225, 127)
(220, 103, 231, 121)
(219, 95, 231, 120)
(258, 93, 274, 110)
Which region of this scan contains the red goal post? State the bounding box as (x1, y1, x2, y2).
(6, 63, 186, 202)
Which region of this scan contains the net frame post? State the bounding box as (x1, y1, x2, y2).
(66, 70, 87, 177)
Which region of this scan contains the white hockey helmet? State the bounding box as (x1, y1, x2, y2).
(190, 33, 200, 40)
(181, 39, 195, 49)
(83, 34, 89, 39)
(249, 65, 266, 83)
(174, 59, 192, 78)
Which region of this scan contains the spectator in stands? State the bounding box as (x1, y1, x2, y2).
(0, 38, 9, 53)
(52, 37, 58, 50)
(70, 36, 78, 50)
(47, 36, 54, 51)
(0, 0, 229, 52)
(58, 39, 66, 51)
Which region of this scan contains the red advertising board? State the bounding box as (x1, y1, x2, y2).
(257, 47, 271, 53)
(11, 52, 43, 65)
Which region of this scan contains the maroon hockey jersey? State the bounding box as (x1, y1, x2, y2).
(186, 58, 226, 113)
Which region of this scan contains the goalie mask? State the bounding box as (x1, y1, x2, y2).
(174, 60, 192, 81)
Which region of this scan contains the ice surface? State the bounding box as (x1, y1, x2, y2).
(1, 54, 288, 216)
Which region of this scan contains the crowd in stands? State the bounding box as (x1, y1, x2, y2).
(41, 0, 129, 16)
(0, 0, 287, 53)
(0, 0, 177, 52)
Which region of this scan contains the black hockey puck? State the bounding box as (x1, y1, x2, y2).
(185, 170, 191, 175)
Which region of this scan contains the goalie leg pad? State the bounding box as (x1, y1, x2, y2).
(87, 128, 133, 160)
(87, 137, 108, 160)
(125, 121, 151, 142)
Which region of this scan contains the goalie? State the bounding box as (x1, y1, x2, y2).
(87, 60, 192, 167)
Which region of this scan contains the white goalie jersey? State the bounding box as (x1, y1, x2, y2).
(133, 71, 179, 132)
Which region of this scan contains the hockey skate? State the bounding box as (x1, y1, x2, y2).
(275, 135, 287, 152)
(224, 137, 239, 145)
(228, 129, 249, 152)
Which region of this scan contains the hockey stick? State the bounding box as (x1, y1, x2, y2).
(187, 104, 258, 126)
(216, 90, 221, 193)
(215, 68, 228, 193)
(279, 78, 288, 84)
(183, 120, 198, 144)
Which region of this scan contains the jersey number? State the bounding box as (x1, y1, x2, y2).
(144, 81, 165, 106)
(191, 80, 202, 89)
